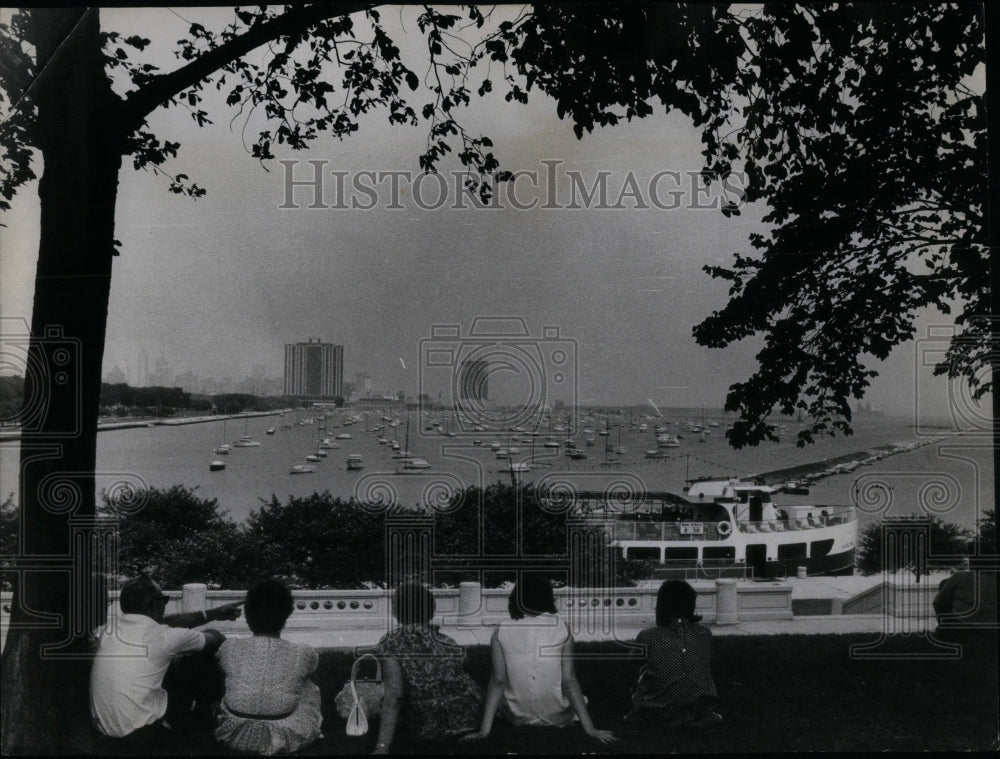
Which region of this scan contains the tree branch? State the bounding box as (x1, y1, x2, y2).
(121, 2, 377, 129)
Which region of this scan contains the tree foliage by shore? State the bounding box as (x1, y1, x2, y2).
(855, 515, 977, 576)
(91, 482, 640, 591)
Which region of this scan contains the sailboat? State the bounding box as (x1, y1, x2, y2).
(233, 417, 261, 447)
(600, 413, 622, 467)
(393, 416, 415, 459)
(397, 417, 431, 470)
(213, 419, 231, 455)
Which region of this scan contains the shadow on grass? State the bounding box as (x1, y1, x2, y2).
(131, 631, 1000, 755)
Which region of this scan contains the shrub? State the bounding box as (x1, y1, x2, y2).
(103, 484, 241, 589)
(856, 515, 974, 576)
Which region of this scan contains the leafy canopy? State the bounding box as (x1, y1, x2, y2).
(0, 4, 987, 447)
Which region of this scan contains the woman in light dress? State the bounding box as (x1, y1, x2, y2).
(214, 578, 323, 754)
(463, 574, 617, 744)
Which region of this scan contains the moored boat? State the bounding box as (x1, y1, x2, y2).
(289, 464, 316, 474)
(571, 477, 857, 579)
(398, 457, 431, 471)
(209, 460, 226, 471)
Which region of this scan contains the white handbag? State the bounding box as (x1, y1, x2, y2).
(335, 653, 384, 736)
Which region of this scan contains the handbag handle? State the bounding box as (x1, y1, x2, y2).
(350, 653, 383, 683)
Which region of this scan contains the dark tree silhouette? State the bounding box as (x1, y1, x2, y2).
(689, 4, 988, 448)
(0, 5, 990, 752)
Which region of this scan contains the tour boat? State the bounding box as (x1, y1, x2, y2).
(570, 477, 857, 578)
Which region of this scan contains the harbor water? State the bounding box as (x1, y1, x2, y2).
(0, 411, 992, 529)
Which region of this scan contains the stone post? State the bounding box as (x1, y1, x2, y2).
(182, 583, 207, 614)
(458, 582, 482, 626)
(715, 579, 738, 625)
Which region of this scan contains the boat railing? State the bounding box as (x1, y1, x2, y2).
(738, 506, 856, 534)
(592, 521, 725, 542)
(653, 560, 751, 581)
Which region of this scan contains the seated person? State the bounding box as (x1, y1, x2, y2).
(373, 583, 484, 753)
(463, 574, 616, 744)
(89, 576, 242, 748)
(626, 580, 721, 728)
(934, 560, 998, 631)
(215, 578, 323, 755)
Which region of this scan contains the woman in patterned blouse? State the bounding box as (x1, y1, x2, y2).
(372, 583, 483, 753)
(626, 580, 722, 727)
(214, 578, 323, 754)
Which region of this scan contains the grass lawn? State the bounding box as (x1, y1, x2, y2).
(145, 631, 998, 754)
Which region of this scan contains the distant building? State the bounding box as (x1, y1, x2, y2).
(355, 372, 372, 395)
(284, 338, 343, 398)
(856, 401, 885, 417)
(458, 358, 489, 402)
(357, 395, 404, 409)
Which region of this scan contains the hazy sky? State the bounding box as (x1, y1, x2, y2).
(0, 6, 989, 422)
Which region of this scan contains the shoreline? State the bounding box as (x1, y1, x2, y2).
(0, 408, 296, 441)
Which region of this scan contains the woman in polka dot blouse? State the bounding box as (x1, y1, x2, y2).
(626, 580, 722, 727)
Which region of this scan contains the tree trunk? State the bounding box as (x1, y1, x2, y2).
(0, 9, 125, 754)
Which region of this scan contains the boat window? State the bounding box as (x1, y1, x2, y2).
(628, 547, 661, 561)
(810, 539, 834, 558)
(703, 546, 735, 561)
(664, 547, 698, 562)
(777, 543, 807, 560)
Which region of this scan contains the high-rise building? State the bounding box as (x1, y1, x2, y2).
(284, 339, 343, 397)
(458, 358, 489, 402)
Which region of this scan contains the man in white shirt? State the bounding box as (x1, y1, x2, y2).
(90, 576, 242, 746)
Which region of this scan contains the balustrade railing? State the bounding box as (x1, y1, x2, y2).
(1, 580, 794, 650)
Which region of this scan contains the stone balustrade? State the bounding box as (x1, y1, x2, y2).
(1, 580, 798, 649)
